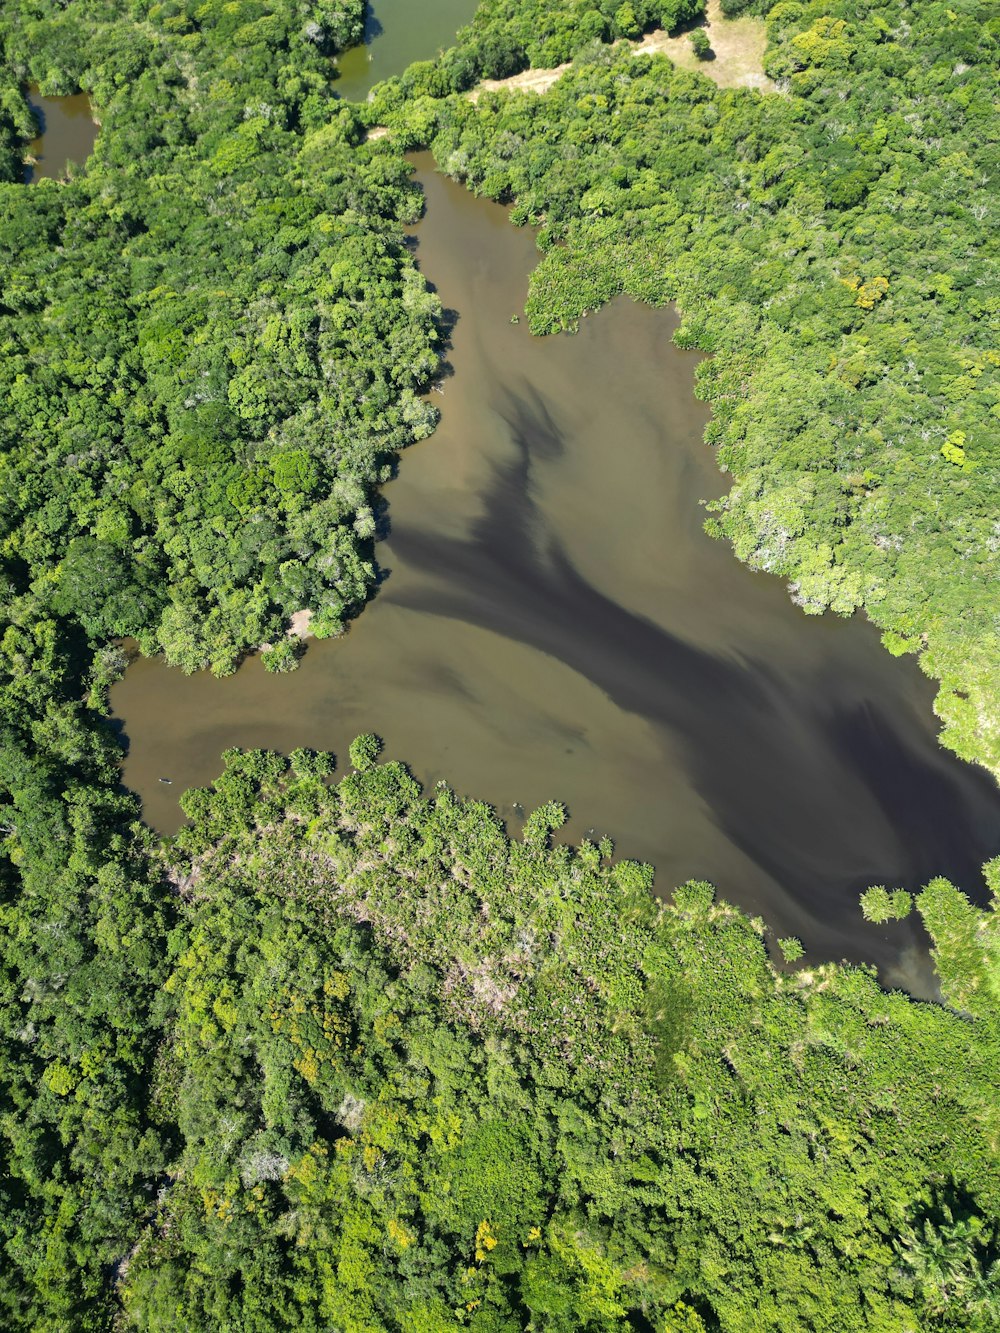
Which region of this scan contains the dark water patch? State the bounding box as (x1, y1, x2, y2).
(24, 87, 97, 182)
(387, 418, 1000, 947)
(333, 0, 479, 101)
(111, 162, 1000, 990)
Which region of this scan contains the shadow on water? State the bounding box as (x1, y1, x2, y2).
(389, 382, 1000, 921)
(111, 161, 1000, 991)
(361, 5, 385, 44)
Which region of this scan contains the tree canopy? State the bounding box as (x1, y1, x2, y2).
(102, 748, 1000, 1330)
(0, 0, 441, 674)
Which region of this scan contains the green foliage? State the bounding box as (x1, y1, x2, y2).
(112, 748, 1000, 1331)
(894, 1190, 1000, 1322)
(1, 2, 999, 1329)
(917, 861, 1000, 1027)
(0, 4, 443, 1324)
(260, 637, 302, 673)
(0, 0, 441, 676)
(861, 885, 913, 924)
(289, 746, 335, 780)
(0, 70, 32, 182)
(0, 653, 174, 1328)
(689, 26, 712, 58)
(348, 730, 383, 770)
(776, 935, 803, 962)
(361, 0, 706, 118)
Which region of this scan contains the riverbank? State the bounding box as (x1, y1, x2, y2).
(365, 0, 774, 140)
(475, 1, 775, 99)
(111, 163, 1000, 989)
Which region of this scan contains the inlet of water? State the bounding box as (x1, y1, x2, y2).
(111, 160, 1000, 990)
(332, 0, 480, 101)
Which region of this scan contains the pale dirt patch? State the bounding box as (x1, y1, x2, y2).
(259, 608, 314, 654)
(643, 0, 775, 91)
(288, 608, 314, 638)
(471, 63, 573, 101)
(366, 1, 773, 138)
(473, 0, 774, 99)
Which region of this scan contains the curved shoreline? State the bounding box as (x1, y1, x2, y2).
(364, 0, 775, 140)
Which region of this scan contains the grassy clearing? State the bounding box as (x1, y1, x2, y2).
(362, 0, 774, 130)
(471, 0, 775, 100)
(643, 0, 774, 90)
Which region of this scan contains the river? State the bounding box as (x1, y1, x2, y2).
(111, 158, 1000, 989)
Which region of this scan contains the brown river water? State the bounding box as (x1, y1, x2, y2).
(111, 160, 1000, 988)
(24, 86, 97, 182)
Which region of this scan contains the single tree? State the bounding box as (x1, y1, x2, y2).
(689, 28, 712, 59)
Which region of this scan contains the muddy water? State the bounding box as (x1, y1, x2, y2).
(25, 87, 97, 182)
(333, 0, 479, 101)
(112, 161, 1000, 984)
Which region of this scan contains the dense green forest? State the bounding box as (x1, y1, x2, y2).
(3, 713, 1000, 1329)
(1, 0, 999, 1328)
(0, 2, 443, 1324)
(9, 741, 999, 1331)
(0, 0, 440, 674)
(367, 0, 1000, 782)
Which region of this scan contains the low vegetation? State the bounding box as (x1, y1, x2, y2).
(6, 739, 1000, 1329)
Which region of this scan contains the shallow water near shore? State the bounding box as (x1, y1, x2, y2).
(24, 86, 97, 182)
(112, 160, 1000, 991)
(333, 0, 479, 101)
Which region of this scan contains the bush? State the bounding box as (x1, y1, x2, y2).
(689, 27, 712, 59)
(261, 638, 302, 673)
(860, 886, 913, 924)
(777, 936, 804, 963)
(348, 732, 383, 771)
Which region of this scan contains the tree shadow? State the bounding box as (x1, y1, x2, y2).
(27, 98, 47, 137)
(350, 219, 460, 601)
(383, 382, 1000, 967)
(22, 99, 45, 183)
(361, 3, 385, 44)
